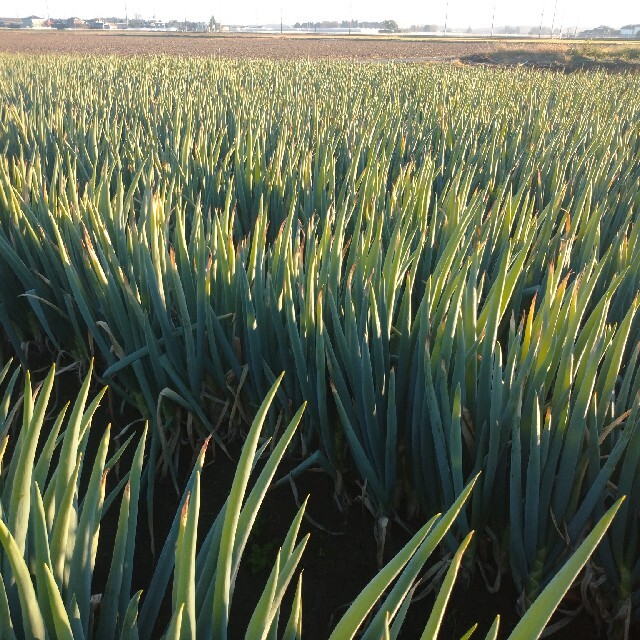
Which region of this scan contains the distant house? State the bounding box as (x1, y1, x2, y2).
(52, 17, 86, 29)
(579, 25, 620, 38)
(66, 17, 87, 29)
(23, 15, 48, 28)
(88, 19, 110, 29)
(620, 24, 640, 38)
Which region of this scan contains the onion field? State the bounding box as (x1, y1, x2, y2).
(0, 55, 639, 638)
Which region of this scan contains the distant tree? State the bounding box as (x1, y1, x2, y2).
(208, 15, 219, 32)
(466, 26, 472, 33)
(381, 19, 398, 32)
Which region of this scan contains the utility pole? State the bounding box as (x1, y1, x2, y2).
(539, 8, 544, 38)
(280, 7, 283, 34)
(490, 0, 496, 37)
(550, 0, 558, 38)
(443, 0, 449, 36)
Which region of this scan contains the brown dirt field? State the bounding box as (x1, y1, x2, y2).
(2, 29, 638, 69)
(0, 30, 498, 59)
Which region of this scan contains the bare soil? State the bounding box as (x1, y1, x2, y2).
(0, 30, 496, 59)
(1, 30, 639, 70)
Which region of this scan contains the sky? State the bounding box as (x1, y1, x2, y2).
(7, 0, 639, 30)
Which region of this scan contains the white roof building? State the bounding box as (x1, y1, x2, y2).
(620, 24, 640, 37)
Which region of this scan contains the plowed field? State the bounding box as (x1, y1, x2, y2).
(0, 30, 606, 63)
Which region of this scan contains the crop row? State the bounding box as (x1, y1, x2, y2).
(0, 362, 625, 639)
